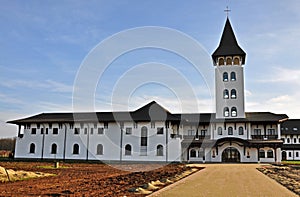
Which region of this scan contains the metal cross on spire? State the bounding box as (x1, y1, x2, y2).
(224, 6, 231, 17)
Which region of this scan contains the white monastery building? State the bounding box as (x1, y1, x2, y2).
(9, 18, 299, 163)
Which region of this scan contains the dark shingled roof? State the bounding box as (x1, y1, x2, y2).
(175, 112, 288, 124)
(281, 119, 300, 135)
(212, 18, 246, 64)
(7, 101, 288, 125)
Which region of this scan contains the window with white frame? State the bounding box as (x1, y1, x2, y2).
(98, 128, 104, 135)
(157, 127, 164, 135)
(224, 107, 229, 117)
(223, 89, 229, 99)
(231, 89, 237, 99)
(125, 127, 132, 135)
(231, 107, 237, 117)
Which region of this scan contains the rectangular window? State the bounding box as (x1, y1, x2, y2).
(70, 123, 74, 129)
(253, 129, 261, 135)
(200, 129, 207, 136)
(188, 130, 195, 136)
(59, 124, 63, 129)
(104, 122, 108, 129)
(74, 128, 80, 135)
(126, 128, 132, 135)
(26, 124, 31, 129)
(296, 152, 299, 157)
(31, 128, 36, 135)
(90, 128, 94, 135)
(133, 122, 138, 129)
(41, 128, 44, 134)
(53, 128, 58, 135)
(37, 124, 40, 129)
(84, 128, 88, 135)
(157, 127, 164, 135)
(46, 128, 48, 135)
(94, 123, 97, 129)
(49, 123, 52, 129)
(151, 122, 155, 128)
(98, 128, 104, 135)
(267, 129, 276, 135)
(141, 137, 147, 146)
(289, 152, 292, 157)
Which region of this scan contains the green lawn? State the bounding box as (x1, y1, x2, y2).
(282, 160, 300, 165)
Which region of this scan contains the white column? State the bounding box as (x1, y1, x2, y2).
(277, 123, 281, 139)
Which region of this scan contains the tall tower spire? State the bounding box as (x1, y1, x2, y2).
(212, 18, 246, 119)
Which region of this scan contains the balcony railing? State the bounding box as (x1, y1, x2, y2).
(251, 135, 278, 140)
(183, 135, 211, 140)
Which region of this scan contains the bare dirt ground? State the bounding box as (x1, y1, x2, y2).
(257, 164, 300, 196)
(0, 161, 200, 196)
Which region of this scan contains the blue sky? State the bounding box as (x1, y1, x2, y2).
(1, 0, 300, 138)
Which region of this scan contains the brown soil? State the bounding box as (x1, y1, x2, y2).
(0, 161, 201, 196)
(257, 165, 300, 196)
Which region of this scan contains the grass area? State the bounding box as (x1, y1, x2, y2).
(282, 160, 300, 165)
(37, 165, 69, 169)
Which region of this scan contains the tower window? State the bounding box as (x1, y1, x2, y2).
(231, 107, 237, 117)
(239, 126, 244, 135)
(223, 89, 229, 99)
(230, 72, 236, 81)
(223, 72, 228, 82)
(224, 107, 229, 117)
(233, 57, 240, 65)
(219, 58, 224, 66)
(218, 127, 222, 135)
(231, 89, 237, 99)
(228, 127, 233, 135)
(226, 57, 232, 65)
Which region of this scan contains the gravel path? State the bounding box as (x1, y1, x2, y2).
(150, 164, 298, 197)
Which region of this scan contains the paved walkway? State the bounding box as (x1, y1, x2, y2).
(150, 164, 298, 197)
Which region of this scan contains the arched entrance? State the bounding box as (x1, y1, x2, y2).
(222, 147, 240, 163)
(282, 151, 287, 161)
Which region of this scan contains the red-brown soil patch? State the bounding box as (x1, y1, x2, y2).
(257, 165, 300, 196)
(0, 161, 200, 196)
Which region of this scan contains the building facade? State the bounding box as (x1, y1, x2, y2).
(8, 18, 292, 163)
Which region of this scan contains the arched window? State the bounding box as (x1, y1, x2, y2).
(224, 107, 229, 117)
(267, 150, 273, 158)
(233, 57, 240, 65)
(29, 143, 35, 154)
(228, 127, 233, 135)
(231, 107, 237, 117)
(51, 143, 57, 154)
(218, 127, 222, 135)
(238, 127, 244, 135)
(190, 149, 196, 158)
(157, 145, 163, 156)
(259, 149, 265, 158)
(223, 72, 228, 82)
(125, 144, 131, 155)
(231, 89, 237, 99)
(219, 58, 224, 66)
(73, 144, 79, 154)
(223, 89, 229, 99)
(287, 138, 290, 143)
(294, 138, 297, 143)
(141, 126, 148, 146)
(230, 72, 236, 81)
(226, 57, 232, 65)
(96, 144, 103, 155)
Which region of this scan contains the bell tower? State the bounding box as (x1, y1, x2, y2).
(212, 18, 246, 119)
